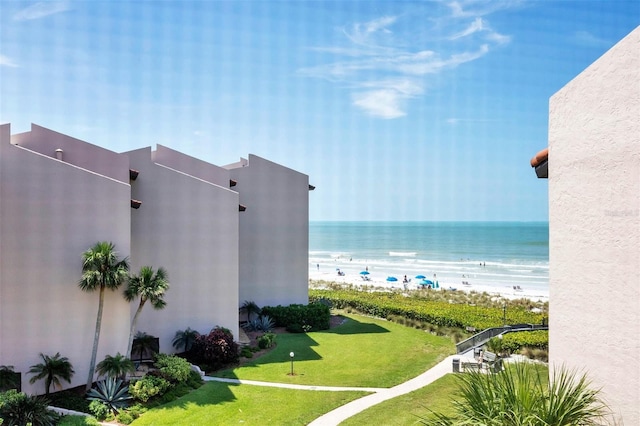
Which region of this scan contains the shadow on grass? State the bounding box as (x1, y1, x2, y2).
(320, 316, 390, 335)
(214, 316, 389, 378)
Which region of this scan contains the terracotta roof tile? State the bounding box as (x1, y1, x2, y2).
(530, 148, 548, 168)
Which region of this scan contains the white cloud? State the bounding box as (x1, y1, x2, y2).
(346, 16, 398, 46)
(0, 54, 19, 67)
(353, 89, 407, 119)
(13, 1, 70, 21)
(450, 17, 485, 39)
(300, 5, 515, 118)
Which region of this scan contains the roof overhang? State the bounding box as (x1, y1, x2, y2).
(530, 148, 548, 179)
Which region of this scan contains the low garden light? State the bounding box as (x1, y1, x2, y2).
(289, 351, 295, 376)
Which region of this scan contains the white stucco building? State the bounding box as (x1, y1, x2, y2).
(0, 123, 311, 394)
(538, 26, 639, 424)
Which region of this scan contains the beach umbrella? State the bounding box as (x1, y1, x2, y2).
(386, 276, 398, 282)
(360, 271, 370, 275)
(419, 279, 434, 286)
(415, 275, 426, 279)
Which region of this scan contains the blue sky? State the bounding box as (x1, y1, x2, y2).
(1, 1, 638, 222)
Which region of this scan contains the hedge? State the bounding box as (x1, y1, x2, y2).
(309, 289, 544, 331)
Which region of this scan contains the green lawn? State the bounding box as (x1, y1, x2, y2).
(214, 313, 455, 388)
(131, 313, 455, 425)
(130, 381, 369, 425)
(342, 374, 461, 425)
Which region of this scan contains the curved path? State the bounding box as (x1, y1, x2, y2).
(206, 354, 457, 426)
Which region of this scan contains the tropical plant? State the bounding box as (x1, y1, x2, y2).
(172, 327, 200, 353)
(96, 353, 135, 380)
(79, 241, 130, 391)
(28, 352, 75, 396)
(188, 326, 239, 371)
(86, 377, 131, 415)
(124, 266, 170, 358)
(131, 331, 158, 364)
(427, 362, 611, 425)
(243, 316, 275, 332)
(0, 389, 59, 426)
(485, 336, 505, 356)
(0, 366, 20, 392)
(239, 300, 261, 322)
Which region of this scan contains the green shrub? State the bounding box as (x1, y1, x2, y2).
(261, 302, 330, 331)
(49, 390, 90, 413)
(0, 389, 60, 426)
(257, 332, 276, 349)
(116, 410, 134, 425)
(502, 330, 548, 353)
(188, 327, 239, 371)
(240, 347, 254, 358)
(88, 400, 109, 420)
(57, 414, 101, 426)
(310, 289, 544, 330)
(129, 375, 171, 403)
(185, 370, 203, 390)
(154, 354, 192, 384)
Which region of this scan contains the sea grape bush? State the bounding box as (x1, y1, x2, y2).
(189, 326, 239, 370)
(501, 330, 549, 353)
(261, 302, 330, 332)
(309, 289, 544, 331)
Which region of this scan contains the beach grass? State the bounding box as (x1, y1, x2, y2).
(212, 313, 455, 388)
(130, 381, 369, 425)
(343, 363, 551, 425)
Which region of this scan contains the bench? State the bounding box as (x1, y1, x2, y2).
(482, 351, 497, 364)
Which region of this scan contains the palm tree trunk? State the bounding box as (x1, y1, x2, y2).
(126, 299, 146, 360)
(86, 285, 105, 391)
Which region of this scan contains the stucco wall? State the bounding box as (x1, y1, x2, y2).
(153, 145, 232, 188)
(126, 147, 240, 353)
(548, 26, 639, 424)
(0, 124, 131, 395)
(228, 154, 309, 308)
(11, 124, 130, 184)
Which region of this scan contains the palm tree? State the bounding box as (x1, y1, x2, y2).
(239, 300, 261, 323)
(0, 365, 20, 392)
(96, 353, 135, 381)
(131, 331, 158, 364)
(79, 241, 130, 391)
(28, 353, 75, 396)
(428, 362, 611, 425)
(124, 266, 169, 358)
(172, 327, 200, 353)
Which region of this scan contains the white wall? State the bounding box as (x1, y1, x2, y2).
(0, 124, 131, 395)
(548, 26, 639, 424)
(228, 154, 309, 308)
(126, 147, 240, 353)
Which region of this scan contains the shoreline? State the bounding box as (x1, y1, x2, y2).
(309, 269, 549, 303)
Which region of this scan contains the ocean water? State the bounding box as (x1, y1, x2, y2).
(309, 221, 549, 295)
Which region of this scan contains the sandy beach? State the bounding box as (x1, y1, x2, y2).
(309, 266, 549, 302)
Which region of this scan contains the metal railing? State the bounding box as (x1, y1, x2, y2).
(456, 324, 548, 354)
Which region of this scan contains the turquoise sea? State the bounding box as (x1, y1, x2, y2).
(309, 222, 549, 296)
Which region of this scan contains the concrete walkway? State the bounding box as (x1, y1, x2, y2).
(206, 354, 457, 426)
